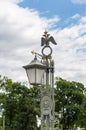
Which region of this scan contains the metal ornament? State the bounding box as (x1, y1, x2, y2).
(40, 31, 57, 130)
(41, 31, 57, 47)
(42, 45, 52, 58)
(41, 31, 57, 59)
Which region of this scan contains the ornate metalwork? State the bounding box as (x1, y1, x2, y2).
(41, 31, 57, 47)
(41, 31, 57, 130)
(41, 31, 57, 59)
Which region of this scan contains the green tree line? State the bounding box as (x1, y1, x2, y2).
(0, 75, 86, 130)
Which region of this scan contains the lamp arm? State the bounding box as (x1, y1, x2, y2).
(31, 50, 43, 59)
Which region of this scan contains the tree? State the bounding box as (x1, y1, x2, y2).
(77, 92, 86, 128)
(0, 75, 86, 130)
(0, 75, 40, 130)
(55, 77, 85, 130)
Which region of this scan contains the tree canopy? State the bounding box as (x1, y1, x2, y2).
(0, 75, 40, 130)
(55, 77, 86, 129)
(0, 75, 86, 130)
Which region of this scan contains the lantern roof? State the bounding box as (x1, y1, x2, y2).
(23, 57, 46, 69)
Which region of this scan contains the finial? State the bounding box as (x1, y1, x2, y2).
(43, 31, 50, 37)
(31, 50, 35, 54)
(44, 31, 48, 35)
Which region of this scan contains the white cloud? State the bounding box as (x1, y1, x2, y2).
(1, 0, 24, 3)
(71, 14, 80, 19)
(71, 0, 86, 4)
(0, 1, 59, 83)
(0, 1, 86, 86)
(53, 18, 86, 85)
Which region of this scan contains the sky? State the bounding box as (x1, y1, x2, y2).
(0, 0, 86, 86)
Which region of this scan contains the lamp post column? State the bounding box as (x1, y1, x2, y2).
(41, 31, 57, 130)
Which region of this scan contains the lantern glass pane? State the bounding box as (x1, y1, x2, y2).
(26, 68, 35, 85)
(36, 68, 45, 84)
(26, 68, 45, 85)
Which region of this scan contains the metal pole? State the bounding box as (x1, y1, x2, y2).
(46, 58, 49, 89)
(51, 60, 55, 130)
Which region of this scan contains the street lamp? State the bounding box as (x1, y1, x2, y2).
(23, 31, 57, 130)
(23, 55, 46, 85)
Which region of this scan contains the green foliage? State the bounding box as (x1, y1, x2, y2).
(0, 75, 40, 130)
(55, 77, 86, 129)
(0, 75, 86, 130)
(77, 93, 86, 127)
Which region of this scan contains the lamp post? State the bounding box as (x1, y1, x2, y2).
(23, 31, 57, 130)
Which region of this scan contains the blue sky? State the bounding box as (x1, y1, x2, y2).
(19, 0, 86, 25)
(0, 0, 86, 86)
(18, 0, 86, 30)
